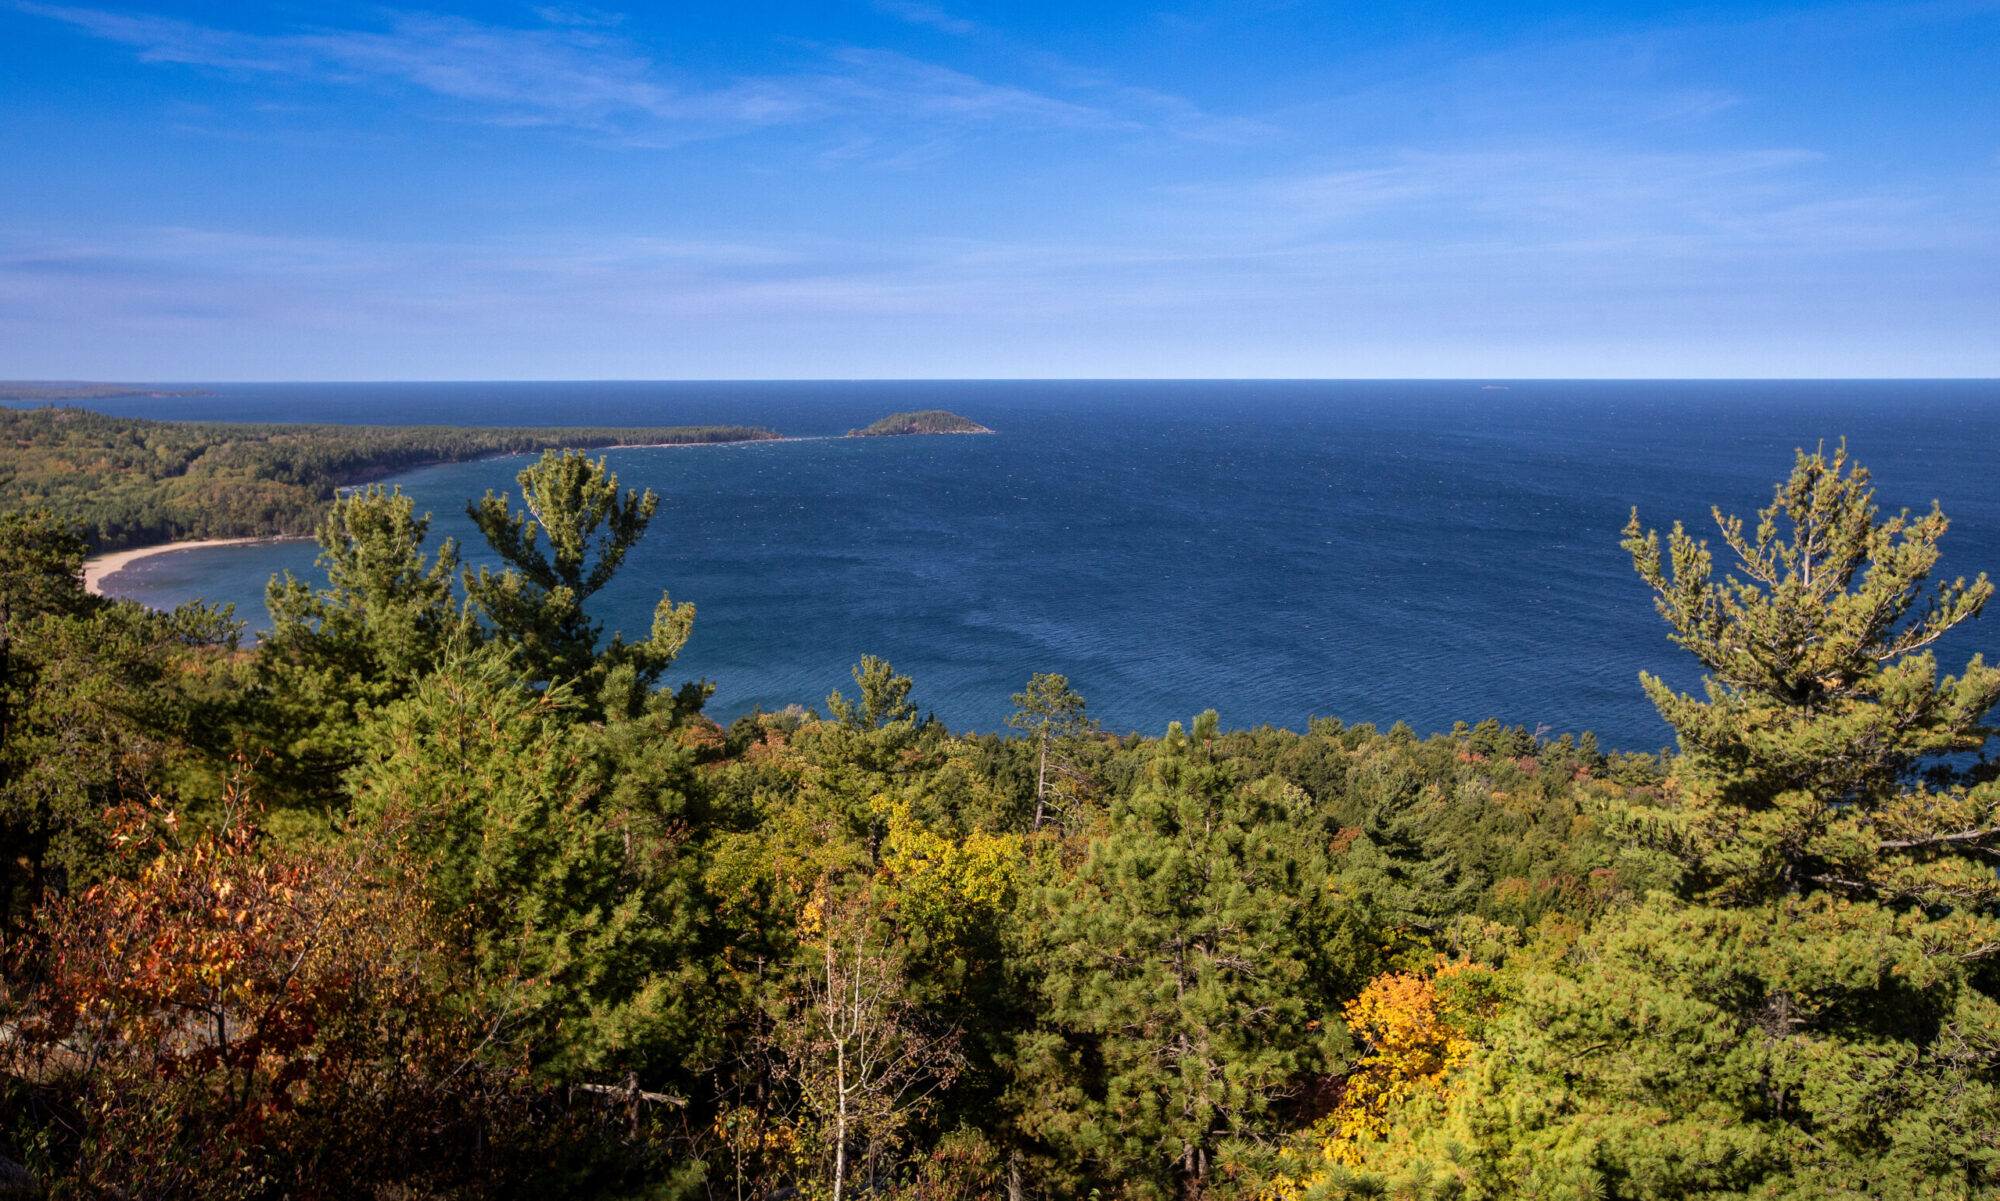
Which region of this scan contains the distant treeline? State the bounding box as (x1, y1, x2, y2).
(0, 383, 215, 402)
(0, 405, 777, 551)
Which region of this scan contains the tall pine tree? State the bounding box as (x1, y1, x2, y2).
(465, 449, 695, 714)
(1012, 722, 1328, 1197)
(1295, 447, 2000, 1198)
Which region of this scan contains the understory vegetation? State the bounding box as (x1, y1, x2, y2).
(1, 443, 1995, 1199)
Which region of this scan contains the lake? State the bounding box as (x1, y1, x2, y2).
(77, 379, 2000, 749)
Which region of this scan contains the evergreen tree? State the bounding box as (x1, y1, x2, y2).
(346, 651, 711, 1081)
(1302, 447, 2000, 1198)
(464, 450, 695, 713)
(1621, 441, 2000, 902)
(0, 509, 237, 918)
(1012, 727, 1327, 1197)
(1005, 672, 1096, 831)
(265, 485, 465, 685)
(827, 654, 918, 732)
(259, 485, 469, 794)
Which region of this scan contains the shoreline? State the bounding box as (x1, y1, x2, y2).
(79, 426, 980, 598)
(600, 435, 805, 449)
(331, 431, 784, 489)
(84, 536, 309, 597)
(845, 428, 995, 438)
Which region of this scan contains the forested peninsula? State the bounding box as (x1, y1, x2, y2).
(2, 442, 1997, 1200)
(0, 382, 215, 403)
(0, 405, 777, 552)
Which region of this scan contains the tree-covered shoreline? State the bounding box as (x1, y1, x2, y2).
(1, 443, 1995, 1199)
(0, 383, 216, 403)
(0, 405, 778, 553)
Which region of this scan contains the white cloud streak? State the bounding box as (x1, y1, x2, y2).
(3, 140, 1989, 369)
(872, 1, 976, 37)
(15, 3, 1166, 143)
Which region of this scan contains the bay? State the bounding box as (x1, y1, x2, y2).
(79, 380, 2000, 748)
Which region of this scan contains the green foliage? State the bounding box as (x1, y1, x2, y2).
(1322, 893, 2000, 1200)
(256, 485, 472, 797)
(0, 508, 238, 919)
(1010, 732, 1330, 1197)
(464, 449, 697, 711)
(345, 651, 712, 1080)
(1313, 446, 2000, 1200)
(827, 653, 919, 732)
(0, 509, 93, 625)
(1622, 441, 2000, 903)
(1007, 672, 1097, 831)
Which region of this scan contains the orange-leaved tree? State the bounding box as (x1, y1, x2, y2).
(3, 762, 534, 1199)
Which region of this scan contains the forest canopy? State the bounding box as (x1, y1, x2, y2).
(0, 443, 1994, 1200)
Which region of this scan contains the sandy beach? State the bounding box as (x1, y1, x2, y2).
(83, 537, 302, 597)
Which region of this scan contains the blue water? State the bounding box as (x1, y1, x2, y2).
(68, 381, 2000, 749)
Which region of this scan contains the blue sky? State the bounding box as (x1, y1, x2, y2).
(1, 1, 1995, 379)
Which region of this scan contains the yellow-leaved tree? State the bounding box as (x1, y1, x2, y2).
(1269, 958, 1498, 1197)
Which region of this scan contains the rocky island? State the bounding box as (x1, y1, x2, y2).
(847, 409, 993, 436)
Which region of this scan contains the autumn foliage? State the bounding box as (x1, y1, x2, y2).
(1268, 958, 1498, 1196)
(0, 761, 656, 1199)
(7, 445, 1997, 1198)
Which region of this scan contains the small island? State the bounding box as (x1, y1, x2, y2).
(848, 409, 993, 437)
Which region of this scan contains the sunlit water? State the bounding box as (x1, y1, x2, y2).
(70, 380, 2000, 748)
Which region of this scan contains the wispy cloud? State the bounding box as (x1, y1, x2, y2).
(1157, 145, 1995, 275)
(814, 48, 1112, 128)
(20, 4, 683, 122)
(5, 137, 1985, 331)
(873, 1, 976, 37)
(16, 3, 1172, 145)
(4, 189, 1995, 378)
(530, 6, 625, 29)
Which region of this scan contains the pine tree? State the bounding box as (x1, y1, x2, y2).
(827, 654, 918, 731)
(259, 486, 469, 794)
(346, 651, 709, 1081)
(1005, 672, 1096, 831)
(265, 486, 465, 684)
(1621, 441, 2000, 902)
(1013, 729, 1326, 1197)
(1, 510, 237, 917)
(464, 450, 694, 712)
(1305, 447, 2000, 1198)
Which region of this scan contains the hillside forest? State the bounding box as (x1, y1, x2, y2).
(1, 442, 1997, 1199)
